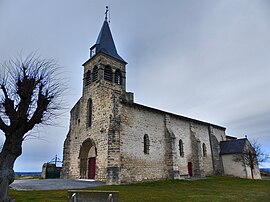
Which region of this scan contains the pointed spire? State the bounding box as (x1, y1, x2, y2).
(89, 7, 126, 63)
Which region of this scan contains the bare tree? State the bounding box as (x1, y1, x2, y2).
(251, 139, 270, 165)
(234, 138, 269, 179)
(0, 54, 64, 201)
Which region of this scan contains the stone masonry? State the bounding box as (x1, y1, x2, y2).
(61, 16, 234, 184)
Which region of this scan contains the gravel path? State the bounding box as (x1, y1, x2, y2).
(10, 179, 105, 190)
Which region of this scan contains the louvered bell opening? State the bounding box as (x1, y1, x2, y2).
(92, 66, 98, 82)
(104, 66, 112, 82)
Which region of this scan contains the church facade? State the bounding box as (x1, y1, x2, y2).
(61, 16, 260, 184)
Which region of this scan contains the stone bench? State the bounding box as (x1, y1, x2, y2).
(68, 190, 119, 202)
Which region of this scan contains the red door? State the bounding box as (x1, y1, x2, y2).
(188, 162, 193, 177)
(88, 157, 96, 179)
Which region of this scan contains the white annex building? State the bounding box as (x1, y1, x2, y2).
(61, 13, 261, 184)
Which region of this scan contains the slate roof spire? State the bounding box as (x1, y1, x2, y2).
(90, 7, 126, 63)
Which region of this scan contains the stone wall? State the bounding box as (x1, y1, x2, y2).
(209, 126, 226, 175)
(120, 103, 168, 182)
(62, 84, 227, 183)
(62, 52, 228, 183)
(169, 116, 192, 177)
(62, 84, 112, 181)
(119, 103, 226, 181)
(62, 53, 126, 182)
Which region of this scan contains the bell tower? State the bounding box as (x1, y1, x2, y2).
(82, 7, 127, 95)
(75, 7, 131, 184)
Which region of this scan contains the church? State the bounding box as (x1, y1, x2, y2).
(61, 12, 261, 184)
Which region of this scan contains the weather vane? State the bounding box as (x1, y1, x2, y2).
(105, 6, 109, 21)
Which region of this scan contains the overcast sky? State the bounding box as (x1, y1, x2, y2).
(0, 0, 269, 171)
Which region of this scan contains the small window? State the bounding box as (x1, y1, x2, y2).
(202, 143, 207, 157)
(85, 70, 91, 85)
(92, 66, 98, 82)
(104, 65, 112, 82)
(144, 134, 150, 154)
(87, 99, 92, 127)
(179, 139, 184, 157)
(114, 69, 122, 85)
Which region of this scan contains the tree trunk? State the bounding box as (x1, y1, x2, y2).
(248, 151, 255, 179)
(251, 168, 254, 179)
(0, 166, 15, 202)
(0, 135, 22, 202)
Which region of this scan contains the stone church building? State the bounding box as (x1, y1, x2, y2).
(61, 15, 260, 184)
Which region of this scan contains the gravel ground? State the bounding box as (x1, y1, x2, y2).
(10, 179, 105, 190)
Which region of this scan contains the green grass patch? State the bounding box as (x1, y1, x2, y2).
(9, 176, 270, 202)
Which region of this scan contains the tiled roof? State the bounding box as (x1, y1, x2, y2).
(220, 138, 248, 154)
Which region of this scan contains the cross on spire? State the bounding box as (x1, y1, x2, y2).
(105, 6, 109, 21)
(89, 9, 126, 63)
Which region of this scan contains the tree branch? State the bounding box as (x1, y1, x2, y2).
(16, 76, 35, 120)
(26, 88, 50, 132)
(0, 116, 9, 133)
(1, 85, 16, 122)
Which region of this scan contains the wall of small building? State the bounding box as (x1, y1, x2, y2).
(221, 154, 247, 178)
(243, 143, 262, 179)
(222, 153, 262, 179)
(250, 164, 261, 179)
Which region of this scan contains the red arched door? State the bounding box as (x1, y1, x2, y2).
(88, 157, 96, 179)
(188, 162, 193, 177)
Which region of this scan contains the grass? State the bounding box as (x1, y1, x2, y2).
(9, 176, 270, 202)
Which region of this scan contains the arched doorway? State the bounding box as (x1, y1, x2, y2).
(79, 139, 97, 179)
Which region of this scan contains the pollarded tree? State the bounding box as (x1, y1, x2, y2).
(0, 55, 65, 201)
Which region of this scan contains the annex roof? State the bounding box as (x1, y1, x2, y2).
(220, 138, 248, 154)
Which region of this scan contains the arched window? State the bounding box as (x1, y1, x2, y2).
(202, 143, 207, 157)
(143, 134, 150, 154)
(114, 69, 122, 85)
(92, 66, 98, 82)
(87, 99, 92, 127)
(104, 65, 112, 82)
(179, 139, 184, 157)
(85, 70, 91, 85)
